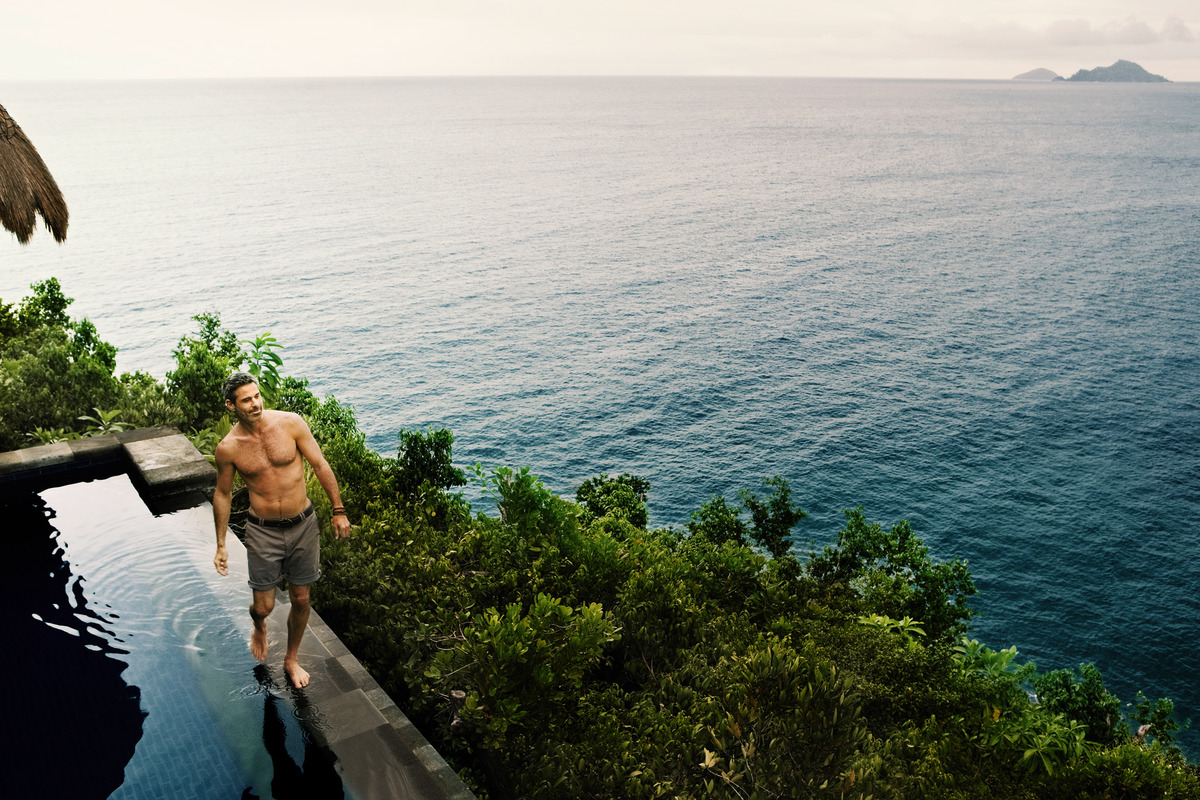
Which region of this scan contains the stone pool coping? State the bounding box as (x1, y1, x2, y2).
(263, 593, 475, 800)
(3, 427, 476, 800)
(0, 425, 214, 498)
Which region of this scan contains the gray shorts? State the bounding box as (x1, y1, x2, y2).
(244, 504, 322, 591)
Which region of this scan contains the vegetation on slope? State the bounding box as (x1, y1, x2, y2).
(5, 280, 1197, 799)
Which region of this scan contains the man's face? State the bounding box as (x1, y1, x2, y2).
(228, 382, 263, 422)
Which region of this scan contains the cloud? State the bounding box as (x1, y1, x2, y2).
(2, 2, 1198, 81)
(1045, 16, 1196, 46)
(1162, 16, 1197, 42)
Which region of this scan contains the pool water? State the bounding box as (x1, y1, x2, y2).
(2, 473, 346, 800)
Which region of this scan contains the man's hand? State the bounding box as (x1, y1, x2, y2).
(333, 513, 352, 539)
(214, 545, 229, 576)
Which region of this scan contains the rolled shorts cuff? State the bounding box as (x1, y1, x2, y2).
(248, 576, 286, 593)
(247, 570, 320, 592)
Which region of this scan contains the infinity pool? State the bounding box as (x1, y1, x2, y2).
(3, 473, 346, 799)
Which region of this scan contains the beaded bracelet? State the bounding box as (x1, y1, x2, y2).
(332, 506, 347, 516)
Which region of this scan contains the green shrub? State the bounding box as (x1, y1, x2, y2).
(428, 594, 619, 750)
(808, 507, 977, 643)
(118, 370, 184, 428)
(243, 332, 283, 404)
(687, 475, 805, 558)
(164, 312, 244, 431)
(1033, 664, 1124, 747)
(687, 493, 750, 547)
(0, 280, 126, 449)
(305, 395, 391, 519)
(575, 472, 650, 528)
(1133, 692, 1191, 752)
(739, 475, 807, 557)
(1055, 741, 1200, 799)
(702, 642, 869, 798)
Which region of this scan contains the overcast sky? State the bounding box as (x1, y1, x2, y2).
(3, 1, 1198, 82)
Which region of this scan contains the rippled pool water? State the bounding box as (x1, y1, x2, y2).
(2, 474, 344, 799)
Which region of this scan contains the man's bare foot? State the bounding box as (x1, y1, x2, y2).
(284, 659, 310, 688)
(250, 627, 268, 661)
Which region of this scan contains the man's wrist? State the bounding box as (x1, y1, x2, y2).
(332, 506, 346, 516)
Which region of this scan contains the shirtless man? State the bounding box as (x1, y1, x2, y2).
(212, 371, 352, 688)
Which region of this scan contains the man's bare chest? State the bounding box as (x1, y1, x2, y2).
(234, 433, 299, 477)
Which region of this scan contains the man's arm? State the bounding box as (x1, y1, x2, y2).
(213, 445, 236, 575)
(292, 414, 352, 538)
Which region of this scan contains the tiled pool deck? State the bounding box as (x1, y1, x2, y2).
(2, 427, 475, 800)
(261, 593, 472, 799)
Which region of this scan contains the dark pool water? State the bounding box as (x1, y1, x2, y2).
(1, 474, 345, 800)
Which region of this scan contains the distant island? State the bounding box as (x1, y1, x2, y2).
(1013, 60, 1169, 83)
(1013, 68, 1061, 81)
(1068, 60, 1169, 82)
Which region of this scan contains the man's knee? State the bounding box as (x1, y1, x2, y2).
(251, 591, 276, 620)
(288, 583, 311, 608)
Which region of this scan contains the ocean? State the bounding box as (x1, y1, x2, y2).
(3, 77, 1198, 745)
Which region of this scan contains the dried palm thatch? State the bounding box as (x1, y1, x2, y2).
(0, 102, 68, 244)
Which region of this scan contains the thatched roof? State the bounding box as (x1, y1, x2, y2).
(0, 102, 68, 244)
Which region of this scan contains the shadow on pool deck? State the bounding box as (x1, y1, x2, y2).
(1, 427, 476, 800)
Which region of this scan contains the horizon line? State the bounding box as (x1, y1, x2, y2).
(2, 73, 1194, 84)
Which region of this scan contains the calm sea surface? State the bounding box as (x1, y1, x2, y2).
(3, 77, 1198, 744)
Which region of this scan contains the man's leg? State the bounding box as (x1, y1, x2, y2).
(283, 582, 311, 688)
(250, 589, 276, 661)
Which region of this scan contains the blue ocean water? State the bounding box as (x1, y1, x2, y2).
(3, 77, 1198, 745)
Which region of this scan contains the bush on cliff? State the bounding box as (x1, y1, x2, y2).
(0, 279, 182, 449)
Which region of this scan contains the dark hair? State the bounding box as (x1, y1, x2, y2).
(223, 371, 257, 404)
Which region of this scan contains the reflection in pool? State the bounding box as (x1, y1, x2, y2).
(2, 474, 345, 799)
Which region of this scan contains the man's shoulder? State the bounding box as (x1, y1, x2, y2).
(267, 409, 306, 429)
(262, 410, 313, 443)
(214, 430, 240, 464)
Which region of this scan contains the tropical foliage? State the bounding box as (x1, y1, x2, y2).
(0, 279, 183, 449)
(165, 310, 245, 431)
(6, 279, 1198, 799)
(315, 457, 1199, 799)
